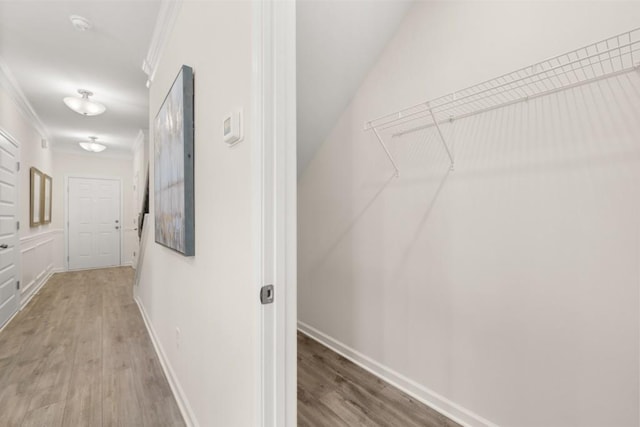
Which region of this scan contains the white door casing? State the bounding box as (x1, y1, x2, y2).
(67, 177, 121, 270)
(0, 130, 20, 329)
(253, 1, 297, 426)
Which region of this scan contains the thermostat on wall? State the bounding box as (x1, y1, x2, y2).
(223, 109, 243, 146)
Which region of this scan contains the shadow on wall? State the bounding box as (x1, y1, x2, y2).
(391, 167, 451, 283)
(298, 71, 640, 425)
(305, 170, 396, 279)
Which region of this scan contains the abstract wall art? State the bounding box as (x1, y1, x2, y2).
(153, 65, 195, 256)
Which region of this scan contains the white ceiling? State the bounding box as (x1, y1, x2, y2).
(1, 1, 411, 161)
(297, 0, 414, 175)
(0, 1, 160, 155)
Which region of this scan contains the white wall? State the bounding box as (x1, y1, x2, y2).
(296, 0, 412, 175)
(52, 150, 136, 267)
(136, 2, 257, 426)
(0, 85, 58, 307)
(298, 2, 640, 427)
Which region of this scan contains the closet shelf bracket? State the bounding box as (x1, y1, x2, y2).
(371, 125, 400, 177)
(427, 102, 455, 171)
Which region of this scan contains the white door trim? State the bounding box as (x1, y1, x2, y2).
(64, 174, 123, 271)
(252, 1, 297, 426)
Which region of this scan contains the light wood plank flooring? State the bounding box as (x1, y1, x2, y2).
(1, 266, 460, 426)
(0, 267, 185, 427)
(298, 332, 461, 427)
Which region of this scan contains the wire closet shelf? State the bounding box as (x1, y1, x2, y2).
(364, 28, 640, 175)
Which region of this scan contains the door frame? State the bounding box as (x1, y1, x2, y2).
(64, 174, 123, 271)
(253, 1, 297, 426)
(0, 127, 21, 328)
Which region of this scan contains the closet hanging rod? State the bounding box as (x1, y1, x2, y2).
(364, 27, 640, 134)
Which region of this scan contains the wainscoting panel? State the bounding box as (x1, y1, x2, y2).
(20, 229, 64, 309)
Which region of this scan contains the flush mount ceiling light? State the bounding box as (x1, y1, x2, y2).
(69, 15, 92, 32)
(79, 137, 106, 153)
(63, 89, 106, 116)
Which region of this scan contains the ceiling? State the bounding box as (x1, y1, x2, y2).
(0, 1, 412, 162)
(0, 1, 159, 155)
(297, 0, 414, 175)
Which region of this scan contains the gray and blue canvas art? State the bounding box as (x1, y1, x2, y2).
(154, 65, 195, 256)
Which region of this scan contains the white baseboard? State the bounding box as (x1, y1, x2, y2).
(1, 267, 62, 333)
(0, 306, 20, 334)
(20, 266, 61, 310)
(134, 296, 198, 427)
(65, 264, 132, 272)
(297, 321, 499, 427)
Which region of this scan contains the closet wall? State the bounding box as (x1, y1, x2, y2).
(298, 2, 640, 426)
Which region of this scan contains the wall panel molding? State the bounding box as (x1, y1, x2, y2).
(20, 229, 64, 309)
(20, 228, 63, 245)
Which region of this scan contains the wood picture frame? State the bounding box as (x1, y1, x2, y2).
(42, 174, 52, 224)
(30, 167, 43, 227)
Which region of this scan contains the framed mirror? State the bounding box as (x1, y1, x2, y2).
(42, 174, 52, 224)
(30, 167, 43, 227)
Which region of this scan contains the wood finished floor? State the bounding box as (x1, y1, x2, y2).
(0, 267, 184, 427)
(298, 333, 461, 427)
(1, 266, 459, 427)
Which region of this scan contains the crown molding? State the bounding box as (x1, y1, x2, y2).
(0, 56, 50, 143)
(142, 0, 183, 88)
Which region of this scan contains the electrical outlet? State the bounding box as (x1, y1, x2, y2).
(175, 327, 181, 349)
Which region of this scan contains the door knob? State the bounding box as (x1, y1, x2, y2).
(115, 226, 120, 230)
(115, 220, 119, 223)
(0, 244, 8, 249)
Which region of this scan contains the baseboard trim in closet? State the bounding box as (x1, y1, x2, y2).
(297, 321, 499, 427)
(134, 296, 198, 427)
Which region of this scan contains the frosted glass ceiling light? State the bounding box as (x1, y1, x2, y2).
(63, 89, 106, 116)
(79, 137, 106, 153)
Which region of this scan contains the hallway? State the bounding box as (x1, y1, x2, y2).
(0, 267, 184, 427)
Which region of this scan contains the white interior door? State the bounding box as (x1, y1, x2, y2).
(0, 132, 19, 329)
(68, 177, 121, 270)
